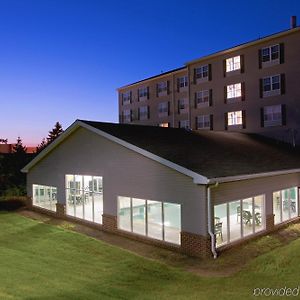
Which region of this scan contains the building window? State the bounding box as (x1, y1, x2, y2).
(138, 87, 148, 99)
(65, 175, 103, 224)
(195, 65, 209, 79)
(177, 76, 188, 89)
(159, 123, 169, 127)
(158, 102, 169, 116)
(33, 184, 57, 212)
(263, 75, 280, 92)
(273, 187, 298, 224)
(226, 56, 241, 72)
(157, 81, 168, 94)
(123, 109, 132, 123)
(139, 106, 149, 120)
(117, 197, 181, 245)
(227, 111, 243, 126)
(179, 120, 189, 129)
(195, 90, 209, 107)
(262, 44, 279, 63)
(122, 91, 131, 105)
(178, 99, 188, 113)
(227, 83, 242, 99)
(196, 115, 210, 129)
(214, 195, 265, 247)
(263, 105, 282, 127)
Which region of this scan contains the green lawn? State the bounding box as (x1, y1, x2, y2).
(1, 212, 300, 300)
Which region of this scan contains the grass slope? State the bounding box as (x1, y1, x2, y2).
(0, 212, 299, 300)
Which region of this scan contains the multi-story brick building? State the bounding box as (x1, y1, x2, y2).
(118, 18, 300, 145)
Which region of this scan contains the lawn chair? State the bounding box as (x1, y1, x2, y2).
(215, 222, 223, 241)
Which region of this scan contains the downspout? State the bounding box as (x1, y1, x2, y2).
(207, 182, 219, 259)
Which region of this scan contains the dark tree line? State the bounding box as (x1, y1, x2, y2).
(0, 122, 63, 197)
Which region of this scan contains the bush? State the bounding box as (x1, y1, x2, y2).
(0, 196, 27, 211)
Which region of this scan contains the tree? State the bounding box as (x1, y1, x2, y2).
(13, 136, 27, 154)
(36, 138, 47, 154)
(47, 122, 63, 145)
(0, 138, 8, 144)
(1, 136, 31, 195)
(36, 122, 64, 154)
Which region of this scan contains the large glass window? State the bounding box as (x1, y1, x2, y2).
(117, 197, 181, 245)
(147, 200, 163, 240)
(214, 203, 228, 246)
(118, 196, 131, 231)
(164, 202, 181, 245)
(214, 195, 265, 247)
(273, 187, 298, 224)
(33, 184, 57, 212)
(65, 175, 103, 224)
(132, 198, 146, 235)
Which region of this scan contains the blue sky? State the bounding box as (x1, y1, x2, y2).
(0, 0, 299, 145)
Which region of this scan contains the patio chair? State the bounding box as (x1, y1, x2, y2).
(215, 222, 223, 241)
(242, 210, 252, 225)
(255, 212, 261, 225)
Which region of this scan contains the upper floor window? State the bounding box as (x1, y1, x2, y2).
(179, 120, 189, 129)
(178, 99, 188, 113)
(158, 102, 169, 115)
(262, 104, 285, 127)
(196, 115, 211, 130)
(122, 91, 131, 105)
(123, 109, 132, 123)
(195, 90, 210, 107)
(227, 83, 242, 99)
(139, 106, 149, 120)
(138, 87, 149, 99)
(157, 81, 168, 95)
(177, 76, 188, 89)
(226, 56, 241, 72)
(259, 44, 284, 68)
(195, 65, 209, 79)
(262, 44, 279, 62)
(263, 75, 280, 92)
(227, 110, 243, 126)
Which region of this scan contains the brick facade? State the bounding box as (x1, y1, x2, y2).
(266, 214, 275, 232)
(56, 203, 66, 217)
(102, 214, 118, 232)
(181, 231, 212, 258)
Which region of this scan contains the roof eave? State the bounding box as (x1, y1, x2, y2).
(207, 168, 300, 184)
(185, 26, 300, 66)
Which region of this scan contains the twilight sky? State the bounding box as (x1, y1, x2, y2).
(0, 0, 299, 145)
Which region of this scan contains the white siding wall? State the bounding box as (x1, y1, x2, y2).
(212, 173, 300, 215)
(27, 127, 208, 236)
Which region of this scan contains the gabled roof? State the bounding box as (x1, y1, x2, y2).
(22, 120, 300, 184)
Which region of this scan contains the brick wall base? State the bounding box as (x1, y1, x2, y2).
(26, 196, 33, 209)
(181, 231, 212, 258)
(102, 214, 118, 232)
(266, 214, 275, 232)
(56, 203, 66, 217)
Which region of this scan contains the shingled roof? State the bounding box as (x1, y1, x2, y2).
(80, 120, 300, 180)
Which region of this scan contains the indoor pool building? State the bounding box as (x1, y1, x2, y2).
(22, 120, 300, 257)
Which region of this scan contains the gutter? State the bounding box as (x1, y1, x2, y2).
(207, 182, 219, 259)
